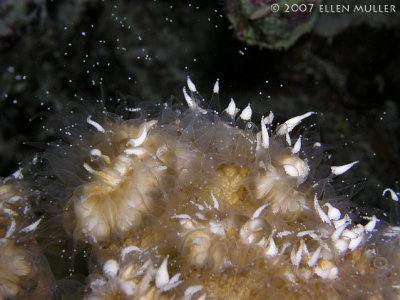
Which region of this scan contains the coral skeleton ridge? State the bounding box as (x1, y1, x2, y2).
(1, 78, 400, 299)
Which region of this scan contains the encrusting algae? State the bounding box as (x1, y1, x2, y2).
(1, 77, 400, 299)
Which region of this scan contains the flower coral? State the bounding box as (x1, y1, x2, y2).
(3, 78, 400, 299)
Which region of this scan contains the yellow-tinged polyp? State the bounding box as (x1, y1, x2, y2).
(0, 179, 55, 299)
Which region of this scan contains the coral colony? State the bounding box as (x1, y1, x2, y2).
(1, 77, 400, 299)
(226, 0, 320, 49)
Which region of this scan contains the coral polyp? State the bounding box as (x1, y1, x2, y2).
(0, 178, 55, 299)
(70, 119, 163, 244)
(2, 78, 400, 299)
